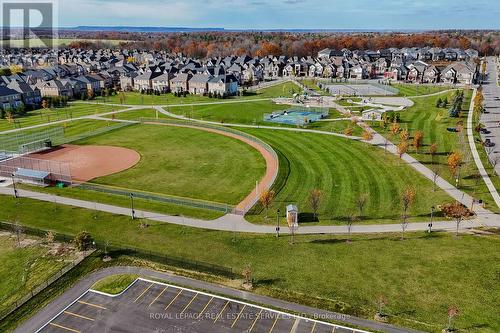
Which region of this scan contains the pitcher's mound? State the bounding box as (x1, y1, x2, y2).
(29, 144, 141, 182)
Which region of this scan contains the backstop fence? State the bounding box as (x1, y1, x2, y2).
(0, 155, 72, 183)
(0, 127, 65, 154)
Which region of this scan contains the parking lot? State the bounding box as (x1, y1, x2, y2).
(36, 278, 369, 333)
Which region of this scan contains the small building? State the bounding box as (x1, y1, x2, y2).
(13, 168, 50, 186)
(362, 109, 385, 121)
(286, 204, 299, 226)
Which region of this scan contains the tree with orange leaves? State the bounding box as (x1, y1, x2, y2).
(447, 152, 462, 178)
(412, 130, 424, 153)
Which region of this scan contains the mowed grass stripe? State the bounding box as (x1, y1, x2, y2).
(244, 129, 453, 225)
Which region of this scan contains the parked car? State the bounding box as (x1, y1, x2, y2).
(480, 128, 491, 134)
(484, 139, 495, 147)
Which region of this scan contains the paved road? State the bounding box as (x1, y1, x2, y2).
(480, 57, 500, 176)
(467, 87, 500, 208)
(16, 266, 422, 333)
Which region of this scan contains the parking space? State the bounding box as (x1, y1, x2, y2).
(36, 278, 370, 333)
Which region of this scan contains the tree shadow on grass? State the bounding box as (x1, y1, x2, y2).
(298, 212, 319, 223)
(254, 278, 284, 287)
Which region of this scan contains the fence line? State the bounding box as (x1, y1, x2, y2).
(0, 220, 236, 321)
(0, 127, 64, 153)
(369, 82, 400, 95)
(55, 121, 135, 145)
(138, 117, 279, 214)
(0, 223, 90, 322)
(77, 183, 233, 213)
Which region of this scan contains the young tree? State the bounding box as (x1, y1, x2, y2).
(259, 190, 275, 218)
(400, 186, 416, 240)
(242, 264, 253, 289)
(73, 231, 93, 251)
(429, 143, 438, 164)
(343, 126, 353, 137)
(397, 141, 408, 160)
(13, 220, 24, 247)
(390, 121, 400, 138)
(309, 189, 322, 220)
(399, 129, 409, 142)
(347, 214, 359, 243)
(412, 130, 424, 153)
(356, 193, 368, 218)
(445, 306, 459, 332)
(441, 202, 472, 236)
(45, 231, 55, 244)
(362, 130, 374, 141)
(447, 152, 462, 178)
(431, 164, 441, 192)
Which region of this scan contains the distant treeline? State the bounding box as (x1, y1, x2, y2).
(60, 30, 500, 57)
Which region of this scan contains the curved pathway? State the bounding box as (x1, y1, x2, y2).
(15, 266, 420, 333)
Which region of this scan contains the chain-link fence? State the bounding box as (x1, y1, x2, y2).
(0, 127, 64, 153)
(54, 122, 135, 145)
(77, 183, 233, 213)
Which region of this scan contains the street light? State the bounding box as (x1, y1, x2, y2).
(11, 173, 18, 198)
(428, 206, 435, 233)
(276, 209, 281, 238)
(130, 193, 135, 220)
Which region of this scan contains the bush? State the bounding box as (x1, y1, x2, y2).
(73, 231, 93, 251)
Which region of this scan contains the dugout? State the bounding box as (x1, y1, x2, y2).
(13, 168, 51, 186)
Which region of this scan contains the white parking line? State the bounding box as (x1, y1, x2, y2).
(137, 278, 371, 333)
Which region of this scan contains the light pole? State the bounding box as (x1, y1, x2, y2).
(428, 206, 435, 233)
(11, 173, 18, 198)
(130, 193, 135, 220)
(276, 209, 280, 238)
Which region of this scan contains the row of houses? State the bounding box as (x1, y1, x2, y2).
(0, 46, 481, 110)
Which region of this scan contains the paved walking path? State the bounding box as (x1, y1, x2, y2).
(14, 266, 422, 333)
(3, 185, 498, 235)
(467, 85, 500, 208)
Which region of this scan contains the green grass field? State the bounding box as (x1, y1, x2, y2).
(1, 195, 499, 332)
(393, 84, 453, 97)
(307, 120, 363, 135)
(168, 100, 287, 125)
(0, 232, 75, 318)
(95, 82, 300, 106)
(242, 129, 452, 225)
(102, 108, 169, 121)
(0, 104, 124, 132)
(298, 79, 329, 95)
(91, 274, 138, 295)
(374, 90, 500, 213)
(74, 124, 266, 205)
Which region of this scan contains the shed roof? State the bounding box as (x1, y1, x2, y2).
(14, 168, 50, 179)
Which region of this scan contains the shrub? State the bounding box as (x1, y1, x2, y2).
(74, 231, 93, 251)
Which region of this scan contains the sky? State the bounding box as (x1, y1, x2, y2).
(44, 0, 500, 30)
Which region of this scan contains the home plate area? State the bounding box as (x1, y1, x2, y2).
(36, 278, 369, 333)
